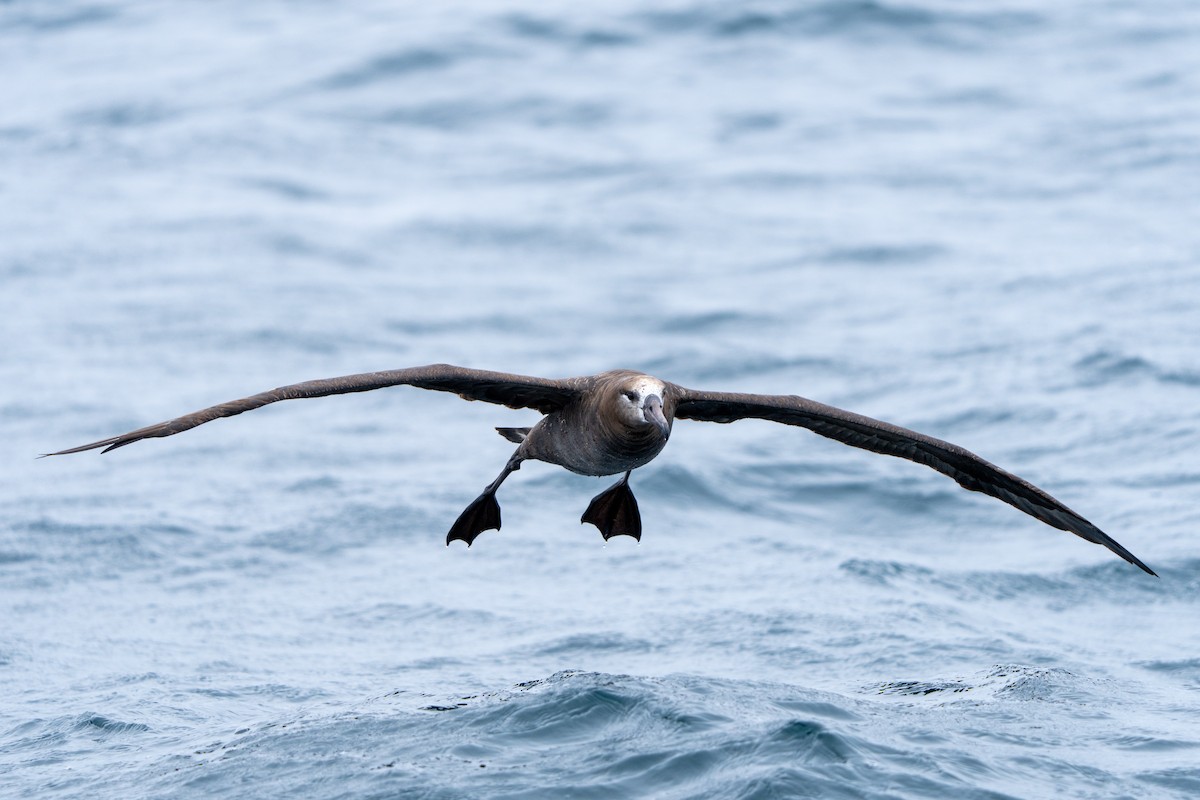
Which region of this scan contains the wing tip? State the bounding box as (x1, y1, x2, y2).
(1125, 553, 1158, 577)
(1090, 527, 1156, 577)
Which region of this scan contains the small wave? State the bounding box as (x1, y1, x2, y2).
(817, 243, 949, 266)
(1110, 735, 1200, 753)
(317, 48, 461, 91)
(531, 632, 656, 657)
(69, 102, 177, 129)
(239, 177, 331, 204)
(1139, 766, 1200, 795)
(638, 0, 1042, 48)
(4, 713, 151, 754)
(876, 679, 974, 697)
(5, 5, 119, 33)
(987, 665, 1083, 703)
(365, 95, 614, 133)
(1072, 349, 1159, 387)
(870, 664, 1100, 706)
(400, 217, 615, 255)
(500, 13, 639, 49)
(1065, 347, 1200, 390)
(906, 558, 1187, 607)
(840, 558, 936, 586)
(656, 309, 766, 334)
(638, 463, 747, 511)
(331, 601, 499, 627)
(75, 714, 152, 736)
(669, 353, 843, 383)
(88, 669, 1176, 798)
(1138, 657, 1200, 675)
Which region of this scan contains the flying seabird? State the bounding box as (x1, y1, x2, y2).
(43, 364, 1155, 575)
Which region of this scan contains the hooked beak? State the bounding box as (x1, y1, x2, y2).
(643, 394, 671, 439)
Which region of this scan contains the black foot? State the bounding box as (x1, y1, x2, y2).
(446, 492, 501, 546)
(581, 477, 642, 542)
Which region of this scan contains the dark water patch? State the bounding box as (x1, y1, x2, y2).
(6, 713, 152, 753)
(403, 218, 614, 256)
(85, 670, 1152, 799)
(657, 309, 765, 334)
(385, 313, 510, 337)
(817, 242, 948, 266)
(5, 5, 119, 32)
(984, 665, 1088, 704)
(76, 714, 152, 736)
(318, 48, 461, 91)
(638, 1, 1041, 48)
(247, 502, 433, 556)
(923, 87, 1020, 109)
(925, 406, 1054, 436)
(1139, 766, 1200, 795)
(495, 155, 649, 185)
(924, 559, 1181, 607)
(283, 475, 341, 493)
(670, 353, 843, 384)
(0, 125, 38, 142)
(10, 518, 197, 579)
(639, 463, 748, 512)
(1111, 734, 1200, 753)
(253, 231, 373, 268)
(721, 169, 830, 191)
(876, 679, 974, 697)
(371, 100, 489, 131)
(873, 665, 1098, 707)
(775, 700, 861, 724)
(371, 96, 613, 132)
(1072, 349, 1159, 387)
(1129, 70, 1184, 91)
(839, 558, 937, 587)
(0, 550, 36, 565)
(940, 569, 1072, 602)
(761, 468, 971, 519)
(420, 702, 468, 713)
(69, 102, 176, 129)
(757, 718, 855, 763)
(1161, 368, 1200, 387)
(239, 177, 330, 203)
(532, 632, 656, 657)
(403, 655, 466, 671)
(1107, 19, 1195, 46)
(500, 13, 639, 49)
(469, 685, 645, 746)
(332, 601, 498, 627)
(1138, 657, 1200, 675)
(720, 111, 786, 138)
(233, 325, 343, 355)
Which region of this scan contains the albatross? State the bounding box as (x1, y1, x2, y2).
(43, 364, 1155, 575)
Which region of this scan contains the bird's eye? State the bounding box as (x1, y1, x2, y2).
(622, 390, 638, 401)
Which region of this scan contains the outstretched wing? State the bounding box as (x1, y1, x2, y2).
(45, 364, 581, 456)
(671, 386, 1155, 576)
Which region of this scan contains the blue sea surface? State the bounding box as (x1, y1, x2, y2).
(3, 1, 1199, 797)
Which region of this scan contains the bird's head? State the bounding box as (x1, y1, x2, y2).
(613, 375, 672, 440)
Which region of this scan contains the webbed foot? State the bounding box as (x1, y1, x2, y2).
(581, 472, 642, 542)
(446, 491, 501, 546)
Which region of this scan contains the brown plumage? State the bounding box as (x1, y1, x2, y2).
(43, 363, 1155, 575)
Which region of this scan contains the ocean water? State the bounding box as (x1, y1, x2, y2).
(3, 0, 1199, 797)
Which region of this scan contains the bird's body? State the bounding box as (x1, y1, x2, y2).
(44, 363, 1155, 575)
(517, 370, 672, 477)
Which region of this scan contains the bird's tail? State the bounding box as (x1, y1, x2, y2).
(495, 427, 530, 444)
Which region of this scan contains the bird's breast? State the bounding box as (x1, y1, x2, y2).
(519, 410, 668, 477)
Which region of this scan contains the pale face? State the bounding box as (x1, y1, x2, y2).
(615, 376, 671, 436)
